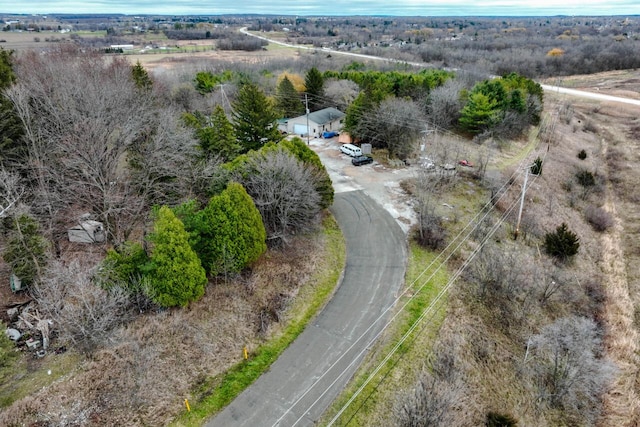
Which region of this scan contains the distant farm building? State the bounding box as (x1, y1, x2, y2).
(109, 44, 134, 51)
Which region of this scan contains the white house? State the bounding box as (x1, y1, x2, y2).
(286, 107, 345, 138)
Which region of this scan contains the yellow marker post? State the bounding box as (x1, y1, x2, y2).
(184, 398, 191, 412)
(243, 346, 248, 360)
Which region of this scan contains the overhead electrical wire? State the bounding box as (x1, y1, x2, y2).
(211, 66, 554, 427)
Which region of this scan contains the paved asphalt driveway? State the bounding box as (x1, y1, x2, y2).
(206, 190, 407, 427)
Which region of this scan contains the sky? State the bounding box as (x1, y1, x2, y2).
(1, 0, 638, 17)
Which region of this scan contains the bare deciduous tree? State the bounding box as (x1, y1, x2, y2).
(324, 78, 360, 111)
(6, 46, 199, 244)
(357, 97, 425, 160)
(239, 150, 321, 245)
(34, 260, 131, 355)
(426, 78, 465, 131)
(0, 167, 23, 218)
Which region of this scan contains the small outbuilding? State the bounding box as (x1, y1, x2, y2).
(68, 220, 106, 243)
(287, 107, 345, 138)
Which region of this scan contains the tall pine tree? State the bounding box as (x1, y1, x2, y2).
(458, 91, 499, 134)
(304, 67, 325, 111)
(131, 60, 153, 90)
(232, 82, 282, 152)
(193, 105, 241, 162)
(276, 76, 305, 118)
(0, 48, 24, 165)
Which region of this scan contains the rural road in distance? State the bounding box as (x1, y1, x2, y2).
(206, 190, 407, 427)
(242, 27, 640, 108)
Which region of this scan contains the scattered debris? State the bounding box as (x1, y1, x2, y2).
(68, 218, 105, 243)
(5, 328, 21, 341)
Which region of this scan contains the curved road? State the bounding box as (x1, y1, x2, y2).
(207, 190, 407, 427)
(207, 30, 639, 427)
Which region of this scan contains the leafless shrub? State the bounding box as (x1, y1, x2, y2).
(33, 260, 132, 355)
(558, 101, 574, 124)
(605, 147, 626, 184)
(412, 170, 448, 250)
(585, 205, 614, 232)
(414, 207, 446, 250)
(394, 372, 464, 427)
(526, 316, 616, 424)
(583, 120, 598, 133)
(465, 244, 542, 332)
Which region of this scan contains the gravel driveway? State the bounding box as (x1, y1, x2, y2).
(308, 136, 417, 233)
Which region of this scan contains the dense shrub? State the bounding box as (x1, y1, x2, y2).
(544, 222, 580, 261)
(146, 206, 207, 307)
(530, 156, 543, 175)
(575, 169, 596, 187)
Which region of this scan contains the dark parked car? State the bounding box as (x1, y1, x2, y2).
(322, 130, 339, 138)
(352, 155, 373, 166)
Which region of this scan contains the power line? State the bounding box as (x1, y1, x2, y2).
(276, 153, 538, 427)
(326, 157, 549, 426)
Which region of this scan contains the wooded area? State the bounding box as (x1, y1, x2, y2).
(0, 13, 638, 426)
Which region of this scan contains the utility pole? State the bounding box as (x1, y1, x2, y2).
(514, 166, 530, 240)
(305, 93, 310, 145)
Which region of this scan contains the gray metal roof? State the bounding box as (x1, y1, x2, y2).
(307, 107, 345, 124)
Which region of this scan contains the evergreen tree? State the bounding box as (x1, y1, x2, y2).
(176, 183, 266, 277)
(544, 223, 580, 261)
(304, 67, 325, 111)
(530, 156, 543, 175)
(458, 92, 499, 134)
(131, 60, 152, 90)
(146, 206, 206, 307)
(276, 76, 305, 118)
(191, 105, 241, 162)
(0, 321, 18, 373)
(232, 82, 282, 152)
(223, 182, 266, 271)
(2, 214, 49, 287)
(103, 241, 149, 285)
(344, 88, 386, 139)
(0, 48, 24, 165)
(509, 88, 527, 113)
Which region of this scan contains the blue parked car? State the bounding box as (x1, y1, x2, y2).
(322, 130, 338, 138)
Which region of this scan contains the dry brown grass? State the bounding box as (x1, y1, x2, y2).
(398, 79, 640, 427)
(0, 232, 333, 426)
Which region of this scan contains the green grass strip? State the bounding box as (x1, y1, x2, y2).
(320, 242, 450, 426)
(171, 215, 345, 426)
